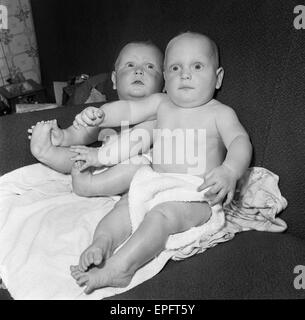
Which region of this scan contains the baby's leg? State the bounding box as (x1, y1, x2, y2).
(70, 194, 131, 276)
(71, 155, 150, 197)
(30, 120, 77, 173)
(73, 200, 211, 294)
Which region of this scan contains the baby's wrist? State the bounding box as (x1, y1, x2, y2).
(222, 162, 240, 180)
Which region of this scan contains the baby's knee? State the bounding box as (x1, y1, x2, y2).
(145, 202, 178, 228)
(72, 178, 90, 197)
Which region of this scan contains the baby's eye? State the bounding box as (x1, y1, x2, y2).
(126, 62, 135, 68)
(170, 65, 181, 72)
(146, 63, 155, 70)
(193, 63, 204, 71)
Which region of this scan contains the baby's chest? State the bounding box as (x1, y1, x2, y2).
(156, 107, 217, 135)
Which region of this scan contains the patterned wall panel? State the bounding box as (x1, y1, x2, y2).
(0, 0, 40, 86)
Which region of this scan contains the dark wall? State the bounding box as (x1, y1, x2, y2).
(31, 0, 301, 164)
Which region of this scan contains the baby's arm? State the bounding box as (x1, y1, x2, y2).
(98, 120, 155, 166)
(199, 106, 252, 205)
(216, 107, 252, 179)
(70, 120, 155, 170)
(74, 93, 163, 129)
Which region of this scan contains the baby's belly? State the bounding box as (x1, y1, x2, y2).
(152, 129, 224, 176)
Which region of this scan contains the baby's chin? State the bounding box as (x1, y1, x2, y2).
(170, 96, 210, 109)
(126, 88, 153, 100)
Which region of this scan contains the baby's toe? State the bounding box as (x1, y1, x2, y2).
(87, 251, 95, 265)
(93, 249, 103, 265)
(79, 254, 89, 272)
(77, 274, 89, 287)
(84, 283, 94, 295)
(72, 270, 82, 280)
(70, 265, 78, 272)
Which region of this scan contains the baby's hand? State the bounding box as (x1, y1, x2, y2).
(197, 164, 237, 206)
(70, 145, 100, 171)
(73, 107, 104, 129)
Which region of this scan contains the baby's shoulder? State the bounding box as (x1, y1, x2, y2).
(148, 93, 167, 102)
(209, 99, 233, 111)
(209, 99, 236, 118)
(137, 93, 165, 110)
(148, 93, 170, 111)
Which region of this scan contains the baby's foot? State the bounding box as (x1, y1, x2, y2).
(71, 161, 95, 197)
(71, 255, 134, 294)
(50, 119, 64, 146)
(75, 235, 113, 272)
(30, 120, 56, 161)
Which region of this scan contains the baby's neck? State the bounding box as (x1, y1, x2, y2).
(174, 98, 216, 111)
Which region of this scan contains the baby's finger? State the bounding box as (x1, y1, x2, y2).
(70, 146, 88, 154)
(28, 135, 32, 140)
(94, 109, 104, 121)
(82, 113, 96, 126)
(27, 128, 33, 133)
(73, 119, 82, 129)
(71, 154, 88, 162)
(224, 191, 234, 206)
(85, 108, 96, 119)
(197, 179, 215, 192)
(205, 184, 221, 197)
(70, 144, 87, 149)
(75, 114, 88, 127)
(210, 190, 226, 206)
(79, 162, 91, 171)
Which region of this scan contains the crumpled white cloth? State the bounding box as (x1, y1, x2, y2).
(128, 165, 287, 260)
(0, 164, 287, 300)
(128, 165, 225, 254)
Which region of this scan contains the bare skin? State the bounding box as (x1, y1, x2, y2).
(30, 120, 80, 173)
(70, 120, 155, 196)
(71, 33, 252, 294)
(71, 154, 150, 197)
(71, 198, 211, 294)
(29, 42, 163, 194)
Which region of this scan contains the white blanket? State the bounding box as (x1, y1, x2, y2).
(0, 164, 287, 300)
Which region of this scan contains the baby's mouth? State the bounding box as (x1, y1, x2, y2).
(132, 80, 144, 86)
(179, 86, 194, 90)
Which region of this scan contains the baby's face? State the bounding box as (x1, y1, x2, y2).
(164, 36, 223, 108)
(113, 44, 163, 100)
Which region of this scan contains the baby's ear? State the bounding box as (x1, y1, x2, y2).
(111, 71, 117, 90)
(216, 67, 224, 89)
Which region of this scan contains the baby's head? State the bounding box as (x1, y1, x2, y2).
(112, 41, 164, 100)
(164, 32, 224, 108)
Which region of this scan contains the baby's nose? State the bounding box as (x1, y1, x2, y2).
(135, 67, 144, 75)
(181, 69, 191, 80)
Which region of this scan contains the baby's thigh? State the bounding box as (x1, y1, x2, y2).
(151, 201, 211, 233)
(120, 154, 151, 166)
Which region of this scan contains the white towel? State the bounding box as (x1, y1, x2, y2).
(128, 165, 225, 253)
(0, 164, 287, 299)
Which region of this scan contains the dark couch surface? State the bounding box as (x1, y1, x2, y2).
(1, 0, 305, 299)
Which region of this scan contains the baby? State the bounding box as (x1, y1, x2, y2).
(70, 32, 252, 294)
(29, 41, 163, 196)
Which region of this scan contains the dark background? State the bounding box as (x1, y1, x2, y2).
(31, 0, 296, 86)
(30, 0, 301, 165)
